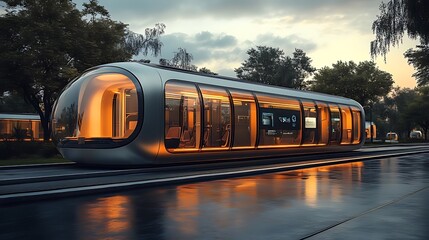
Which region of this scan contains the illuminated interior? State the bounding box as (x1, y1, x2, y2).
(165, 81, 201, 151)
(329, 104, 341, 143)
(316, 102, 330, 145)
(340, 105, 353, 144)
(164, 81, 363, 152)
(351, 106, 362, 143)
(200, 85, 231, 149)
(52, 73, 139, 145)
(301, 100, 318, 145)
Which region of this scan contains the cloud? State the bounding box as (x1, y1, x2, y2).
(139, 31, 241, 65)
(73, 0, 382, 33)
(195, 31, 237, 48)
(254, 33, 317, 53)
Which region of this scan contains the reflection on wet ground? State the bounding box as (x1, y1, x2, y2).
(1, 154, 429, 239)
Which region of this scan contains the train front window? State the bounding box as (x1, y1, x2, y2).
(52, 71, 140, 146)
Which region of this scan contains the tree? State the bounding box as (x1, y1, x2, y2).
(0, 91, 35, 113)
(371, 0, 429, 58)
(235, 46, 315, 89)
(407, 87, 429, 140)
(310, 61, 394, 107)
(275, 49, 316, 89)
(235, 46, 283, 85)
(371, 0, 429, 87)
(0, 0, 165, 141)
(404, 45, 429, 86)
(385, 87, 419, 139)
(159, 48, 197, 71)
(198, 67, 217, 75)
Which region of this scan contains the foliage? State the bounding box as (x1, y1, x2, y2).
(159, 48, 197, 71)
(406, 87, 429, 140)
(235, 46, 283, 85)
(404, 45, 429, 86)
(198, 67, 217, 75)
(235, 46, 315, 89)
(0, 91, 35, 113)
(310, 61, 393, 107)
(0, 0, 165, 141)
(371, 0, 429, 58)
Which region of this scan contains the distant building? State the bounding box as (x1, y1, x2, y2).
(0, 113, 43, 141)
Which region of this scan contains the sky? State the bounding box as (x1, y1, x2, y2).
(25, 1, 426, 88)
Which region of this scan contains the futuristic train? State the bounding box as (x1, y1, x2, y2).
(52, 62, 365, 165)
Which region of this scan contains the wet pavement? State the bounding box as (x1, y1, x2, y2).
(1, 154, 428, 239)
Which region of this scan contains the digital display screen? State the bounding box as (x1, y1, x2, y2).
(260, 108, 301, 130)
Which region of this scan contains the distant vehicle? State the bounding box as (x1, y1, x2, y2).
(410, 130, 422, 139)
(365, 121, 376, 140)
(51, 62, 365, 165)
(385, 132, 398, 143)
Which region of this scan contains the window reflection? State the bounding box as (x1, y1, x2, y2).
(79, 196, 132, 239)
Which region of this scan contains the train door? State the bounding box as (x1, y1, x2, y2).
(351, 106, 362, 144)
(340, 105, 353, 144)
(199, 85, 231, 149)
(230, 90, 257, 149)
(316, 102, 330, 145)
(302, 100, 318, 145)
(329, 104, 341, 144)
(164, 81, 201, 151)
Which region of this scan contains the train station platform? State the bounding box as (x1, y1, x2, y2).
(0, 145, 428, 239)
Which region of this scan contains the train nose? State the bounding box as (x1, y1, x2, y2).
(51, 69, 141, 148)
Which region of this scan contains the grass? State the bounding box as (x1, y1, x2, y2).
(0, 155, 71, 166)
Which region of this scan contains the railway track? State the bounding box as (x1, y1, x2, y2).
(1, 144, 429, 204)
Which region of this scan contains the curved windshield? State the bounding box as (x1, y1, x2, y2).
(52, 70, 140, 147)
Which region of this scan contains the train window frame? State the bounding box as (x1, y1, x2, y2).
(197, 84, 232, 151)
(351, 106, 363, 144)
(164, 80, 202, 153)
(52, 67, 144, 149)
(301, 100, 319, 146)
(340, 105, 353, 144)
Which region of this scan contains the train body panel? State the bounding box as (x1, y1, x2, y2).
(52, 62, 365, 165)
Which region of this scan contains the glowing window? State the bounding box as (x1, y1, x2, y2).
(316, 102, 330, 145)
(302, 100, 318, 145)
(164, 81, 201, 151)
(351, 106, 362, 144)
(52, 72, 140, 146)
(199, 85, 231, 149)
(340, 105, 353, 144)
(329, 104, 341, 144)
